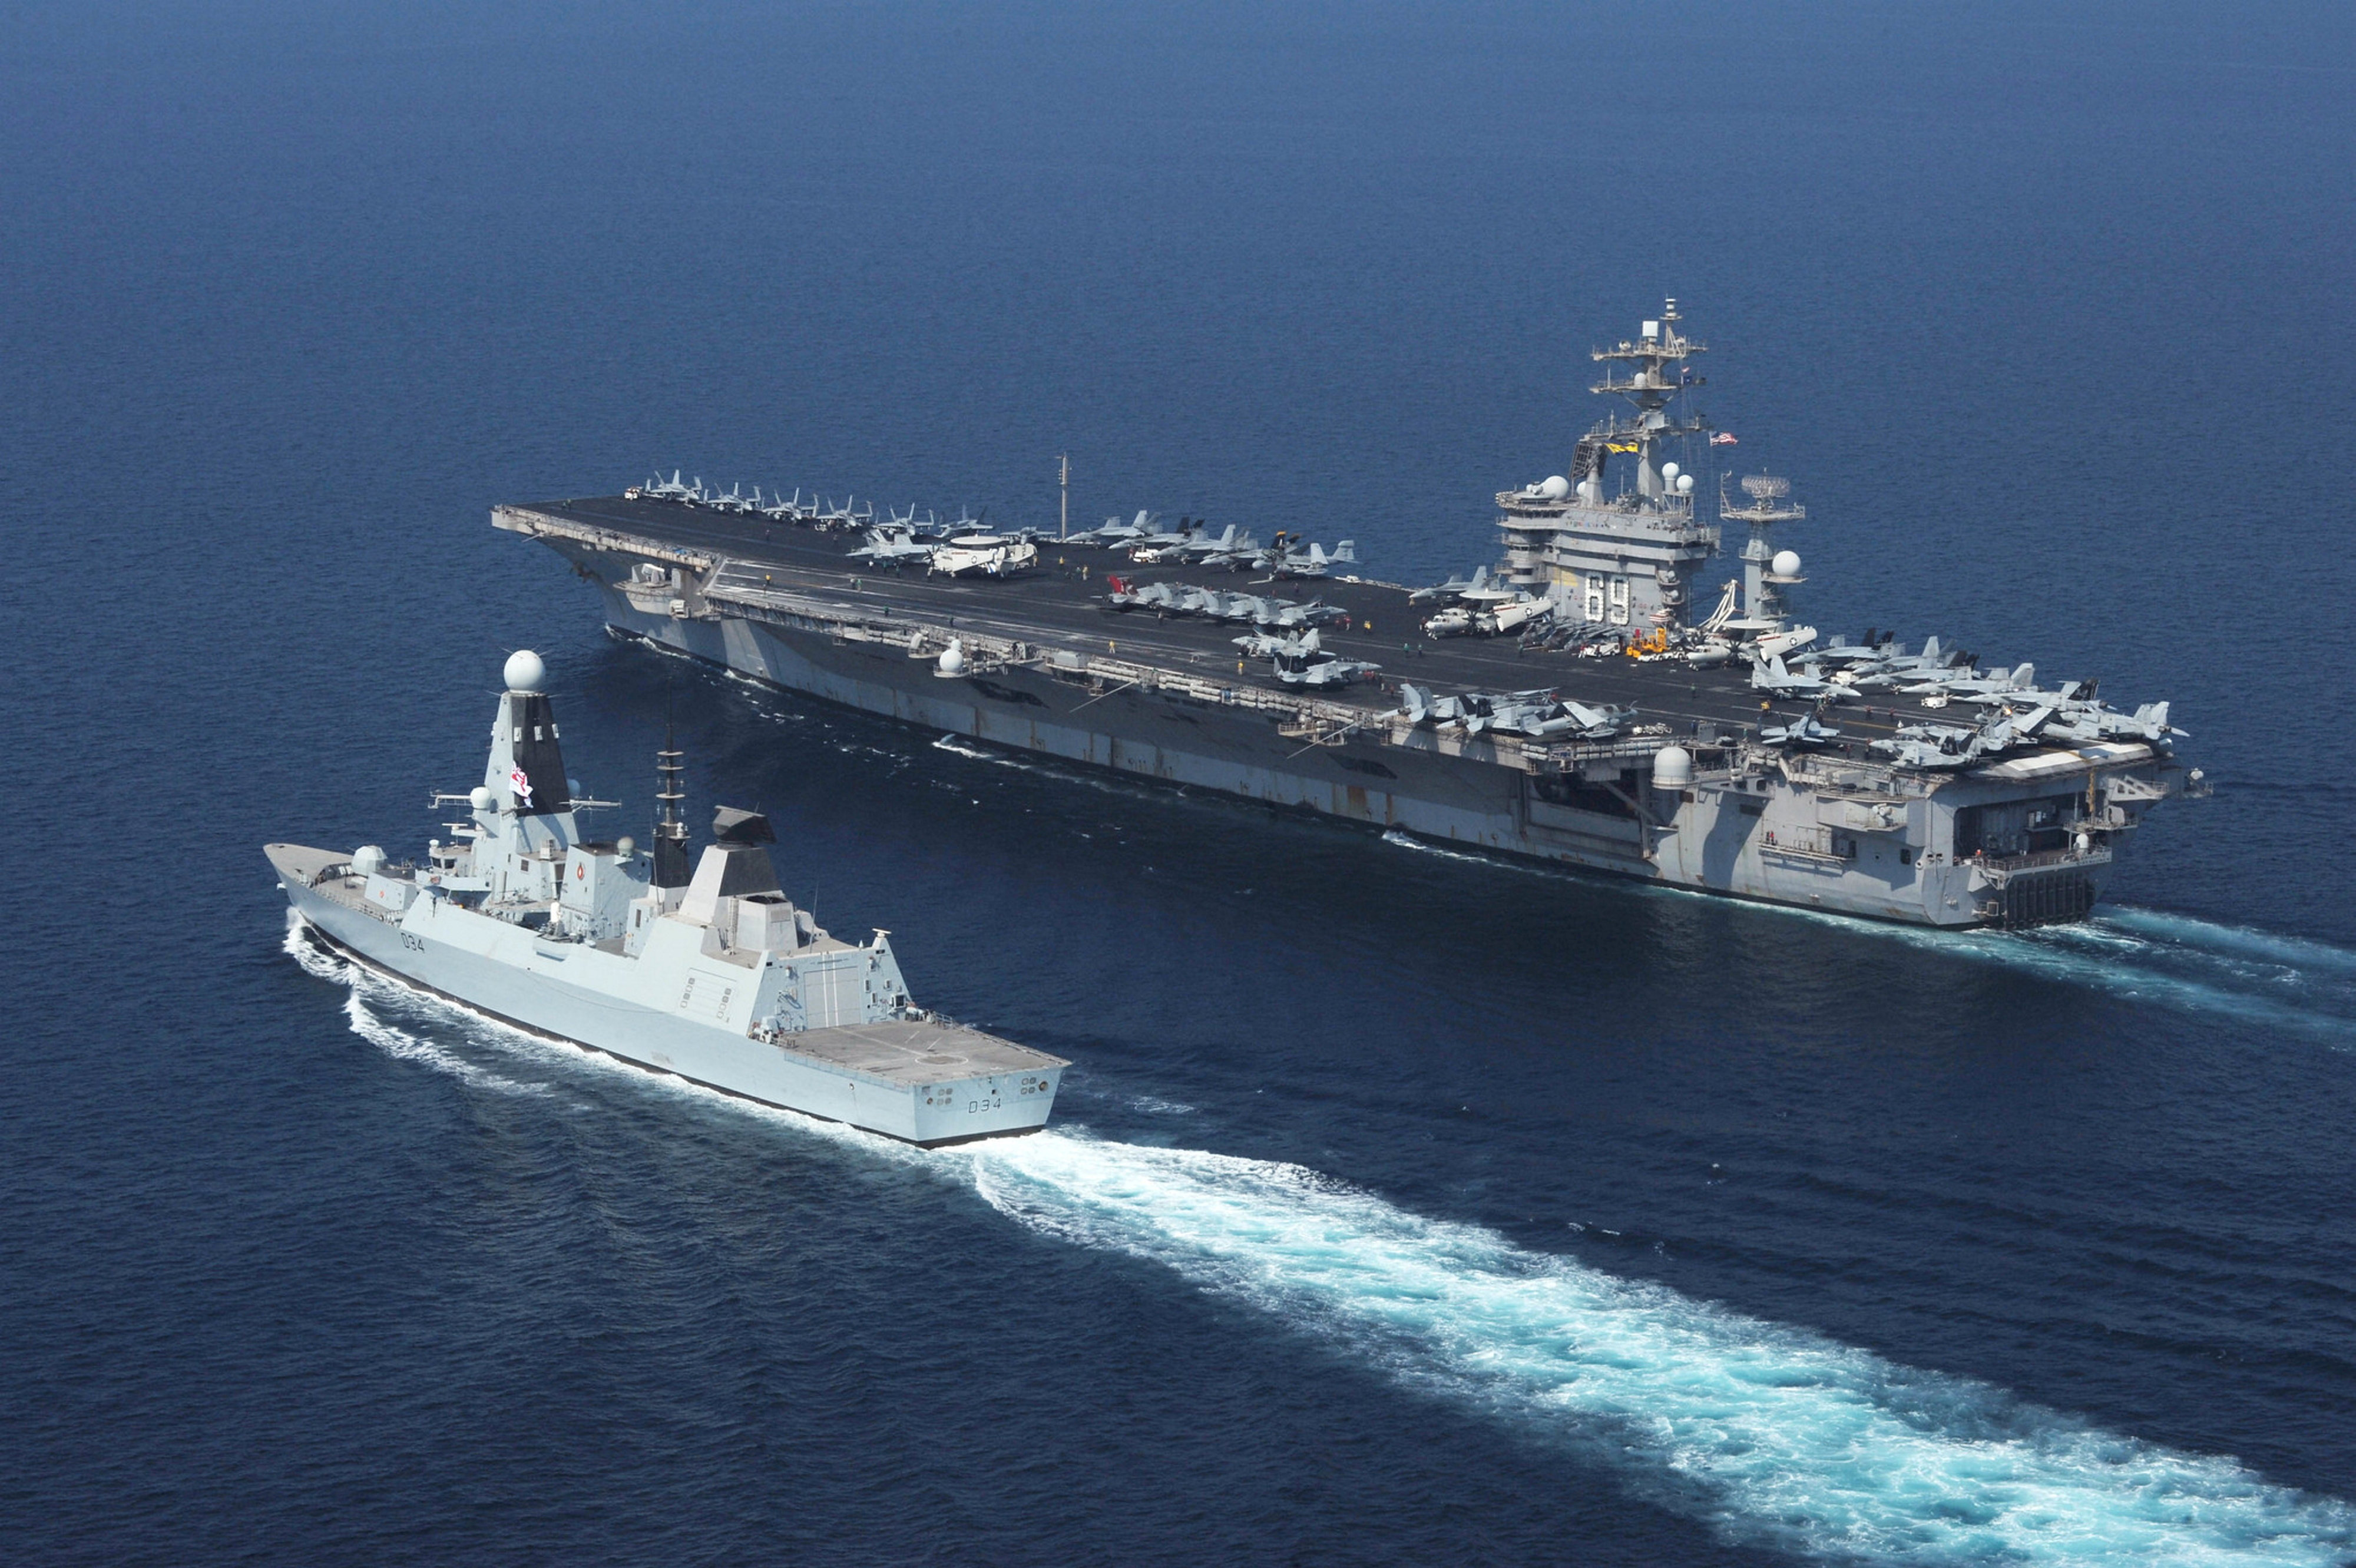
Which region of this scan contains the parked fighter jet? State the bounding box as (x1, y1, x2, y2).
(1066, 510, 1164, 548)
(1268, 629, 1378, 689)
(1899, 661, 2036, 701)
(1750, 654, 1849, 701)
(847, 524, 937, 568)
(1409, 565, 1491, 603)
(632, 469, 701, 503)
(1267, 539, 1358, 579)
(1257, 598, 1351, 631)
(1174, 524, 1257, 562)
(1424, 590, 1549, 639)
(1210, 593, 1278, 623)
(1759, 713, 1843, 747)
(1233, 626, 1311, 660)
(1868, 703, 2053, 769)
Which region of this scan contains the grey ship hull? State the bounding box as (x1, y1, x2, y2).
(273, 845, 1061, 1146)
(499, 498, 2189, 929)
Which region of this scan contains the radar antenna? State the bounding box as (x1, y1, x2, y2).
(1720, 474, 1807, 626)
(653, 725, 691, 890)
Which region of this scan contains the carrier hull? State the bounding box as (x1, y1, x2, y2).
(535, 541, 2143, 931)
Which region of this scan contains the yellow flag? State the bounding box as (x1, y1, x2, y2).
(1606, 442, 1640, 454)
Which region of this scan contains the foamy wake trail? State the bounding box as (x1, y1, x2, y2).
(2099, 907, 2356, 980)
(281, 916, 550, 1096)
(1377, 833, 2356, 1040)
(973, 1133, 2355, 1565)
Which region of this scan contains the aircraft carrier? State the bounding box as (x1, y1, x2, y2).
(495, 302, 2203, 929)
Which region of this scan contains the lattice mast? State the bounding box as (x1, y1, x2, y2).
(1718, 474, 1806, 626)
(652, 726, 691, 890)
(1580, 299, 1709, 505)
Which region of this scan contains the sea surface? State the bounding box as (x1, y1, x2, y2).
(5, 2, 2355, 1563)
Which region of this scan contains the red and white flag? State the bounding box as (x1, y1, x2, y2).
(508, 768, 533, 806)
(1709, 432, 1739, 446)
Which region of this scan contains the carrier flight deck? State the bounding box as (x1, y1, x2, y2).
(497, 301, 2203, 928)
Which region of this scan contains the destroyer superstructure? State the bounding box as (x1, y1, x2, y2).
(269, 651, 1066, 1142)
(497, 303, 2202, 928)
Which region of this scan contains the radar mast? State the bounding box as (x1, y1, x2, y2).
(1719, 474, 1806, 628)
(1493, 298, 1720, 631)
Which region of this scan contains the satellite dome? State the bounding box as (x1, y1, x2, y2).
(468, 785, 495, 811)
(615, 836, 636, 856)
(1675, 474, 1695, 493)
(566, 778, 581, 796)
(1576, 478, 1600, 501)
(1651, 746, 1693, 789)
(1537, 475, 1571, 501)
(937, 639, 966, 676)
(1660, 462, 1680, 481)
(1772, 550, 1802, 578)
(503, 649, 546, 693)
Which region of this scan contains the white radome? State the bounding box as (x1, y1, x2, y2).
(504, 649, 546, 693)
(1537, 474, 1571, 501)
(1651, 746, 1693, 789)
(1772, 550, 1802, 578)
(1660, 462, 1680, 481)
(1676, 474, 1695, 493)
(469, 785, 495, 811)
(937, 639, 966, 676)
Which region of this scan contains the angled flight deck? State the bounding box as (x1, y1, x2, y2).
(498, 303, 2201, 928)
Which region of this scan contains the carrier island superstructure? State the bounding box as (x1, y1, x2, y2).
(495, 302, 2203, 929)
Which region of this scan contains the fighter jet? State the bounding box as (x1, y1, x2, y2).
(1256, 598, 1350, 631)
(1266, 539, 1358, 579)
(1758, 713, 1843, 748)
(1172, 524, 1258, 563)
(1409, 565, 1491, 604)
(1269, 630, 1378, 689)
(1423, 590, 1549, 639)
(1209, 593, 1278, 623)
(632, 469, 701, 503)
(1066, 510, 1163, 548)
(1750, 654, 1849, 701)
(1123, 518, 1216, 564)
(846, 524, 937, 568)
(1899, 661, 2036, 701)
(1553, 700, 1637, 738)
(1837, 636, 1969, 690)
(1232, 626, 1311, 661)
(1868, 704, 2054, 769)
(1108, 580, 1180, 613)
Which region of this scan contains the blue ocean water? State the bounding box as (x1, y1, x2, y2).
(5, 2, 2355, 1563)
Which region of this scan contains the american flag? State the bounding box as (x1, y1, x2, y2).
(1710, 432, 1739, 446)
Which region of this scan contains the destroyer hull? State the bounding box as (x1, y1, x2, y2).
(584, 578, 2114, 929)
(275, 859, 1060, 1146)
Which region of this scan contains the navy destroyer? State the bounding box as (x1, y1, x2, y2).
(269, 650, 1066, 1143)
(495, 302, 2203, 929)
